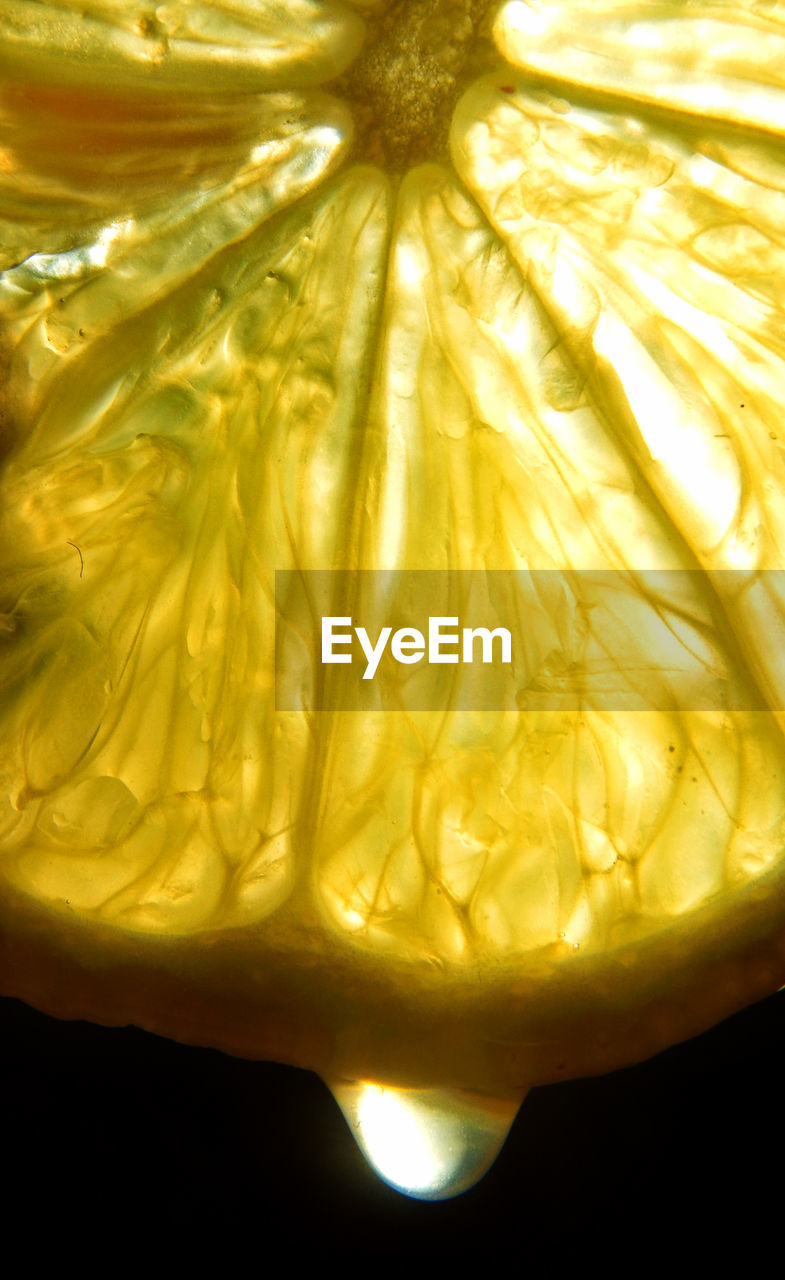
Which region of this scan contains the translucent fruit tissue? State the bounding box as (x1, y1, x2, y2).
(2, 0, 785, 1198)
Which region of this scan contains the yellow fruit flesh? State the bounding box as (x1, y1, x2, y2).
(2, 0, 785, 1104)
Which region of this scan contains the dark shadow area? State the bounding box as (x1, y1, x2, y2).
(1, 986, 782, 1258)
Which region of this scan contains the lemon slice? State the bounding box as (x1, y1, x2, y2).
(2, 0, 785, 1198)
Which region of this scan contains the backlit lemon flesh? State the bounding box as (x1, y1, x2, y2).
(2, 0, 785, 1106)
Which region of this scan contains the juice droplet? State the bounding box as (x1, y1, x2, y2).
(325, 1077, 525, 1200)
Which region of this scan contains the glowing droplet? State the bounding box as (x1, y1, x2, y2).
(326, 1078, 525, 1200)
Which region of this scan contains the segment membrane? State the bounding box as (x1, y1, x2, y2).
(0, 164, 389, 931)
(496, 0, 785, 134)
(0, 0, 364, 92)
(453, 78, 785, 709)
(313, 166, 785, 959)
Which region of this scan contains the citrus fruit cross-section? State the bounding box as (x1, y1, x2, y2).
(2, 0, 785, 1199)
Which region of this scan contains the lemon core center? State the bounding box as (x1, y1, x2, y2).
(337, 0, 495, 168)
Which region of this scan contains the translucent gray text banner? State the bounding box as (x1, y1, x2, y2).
(274, 570, 779, 712)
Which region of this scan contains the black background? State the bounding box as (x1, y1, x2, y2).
(2, 986, 783, 1258)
